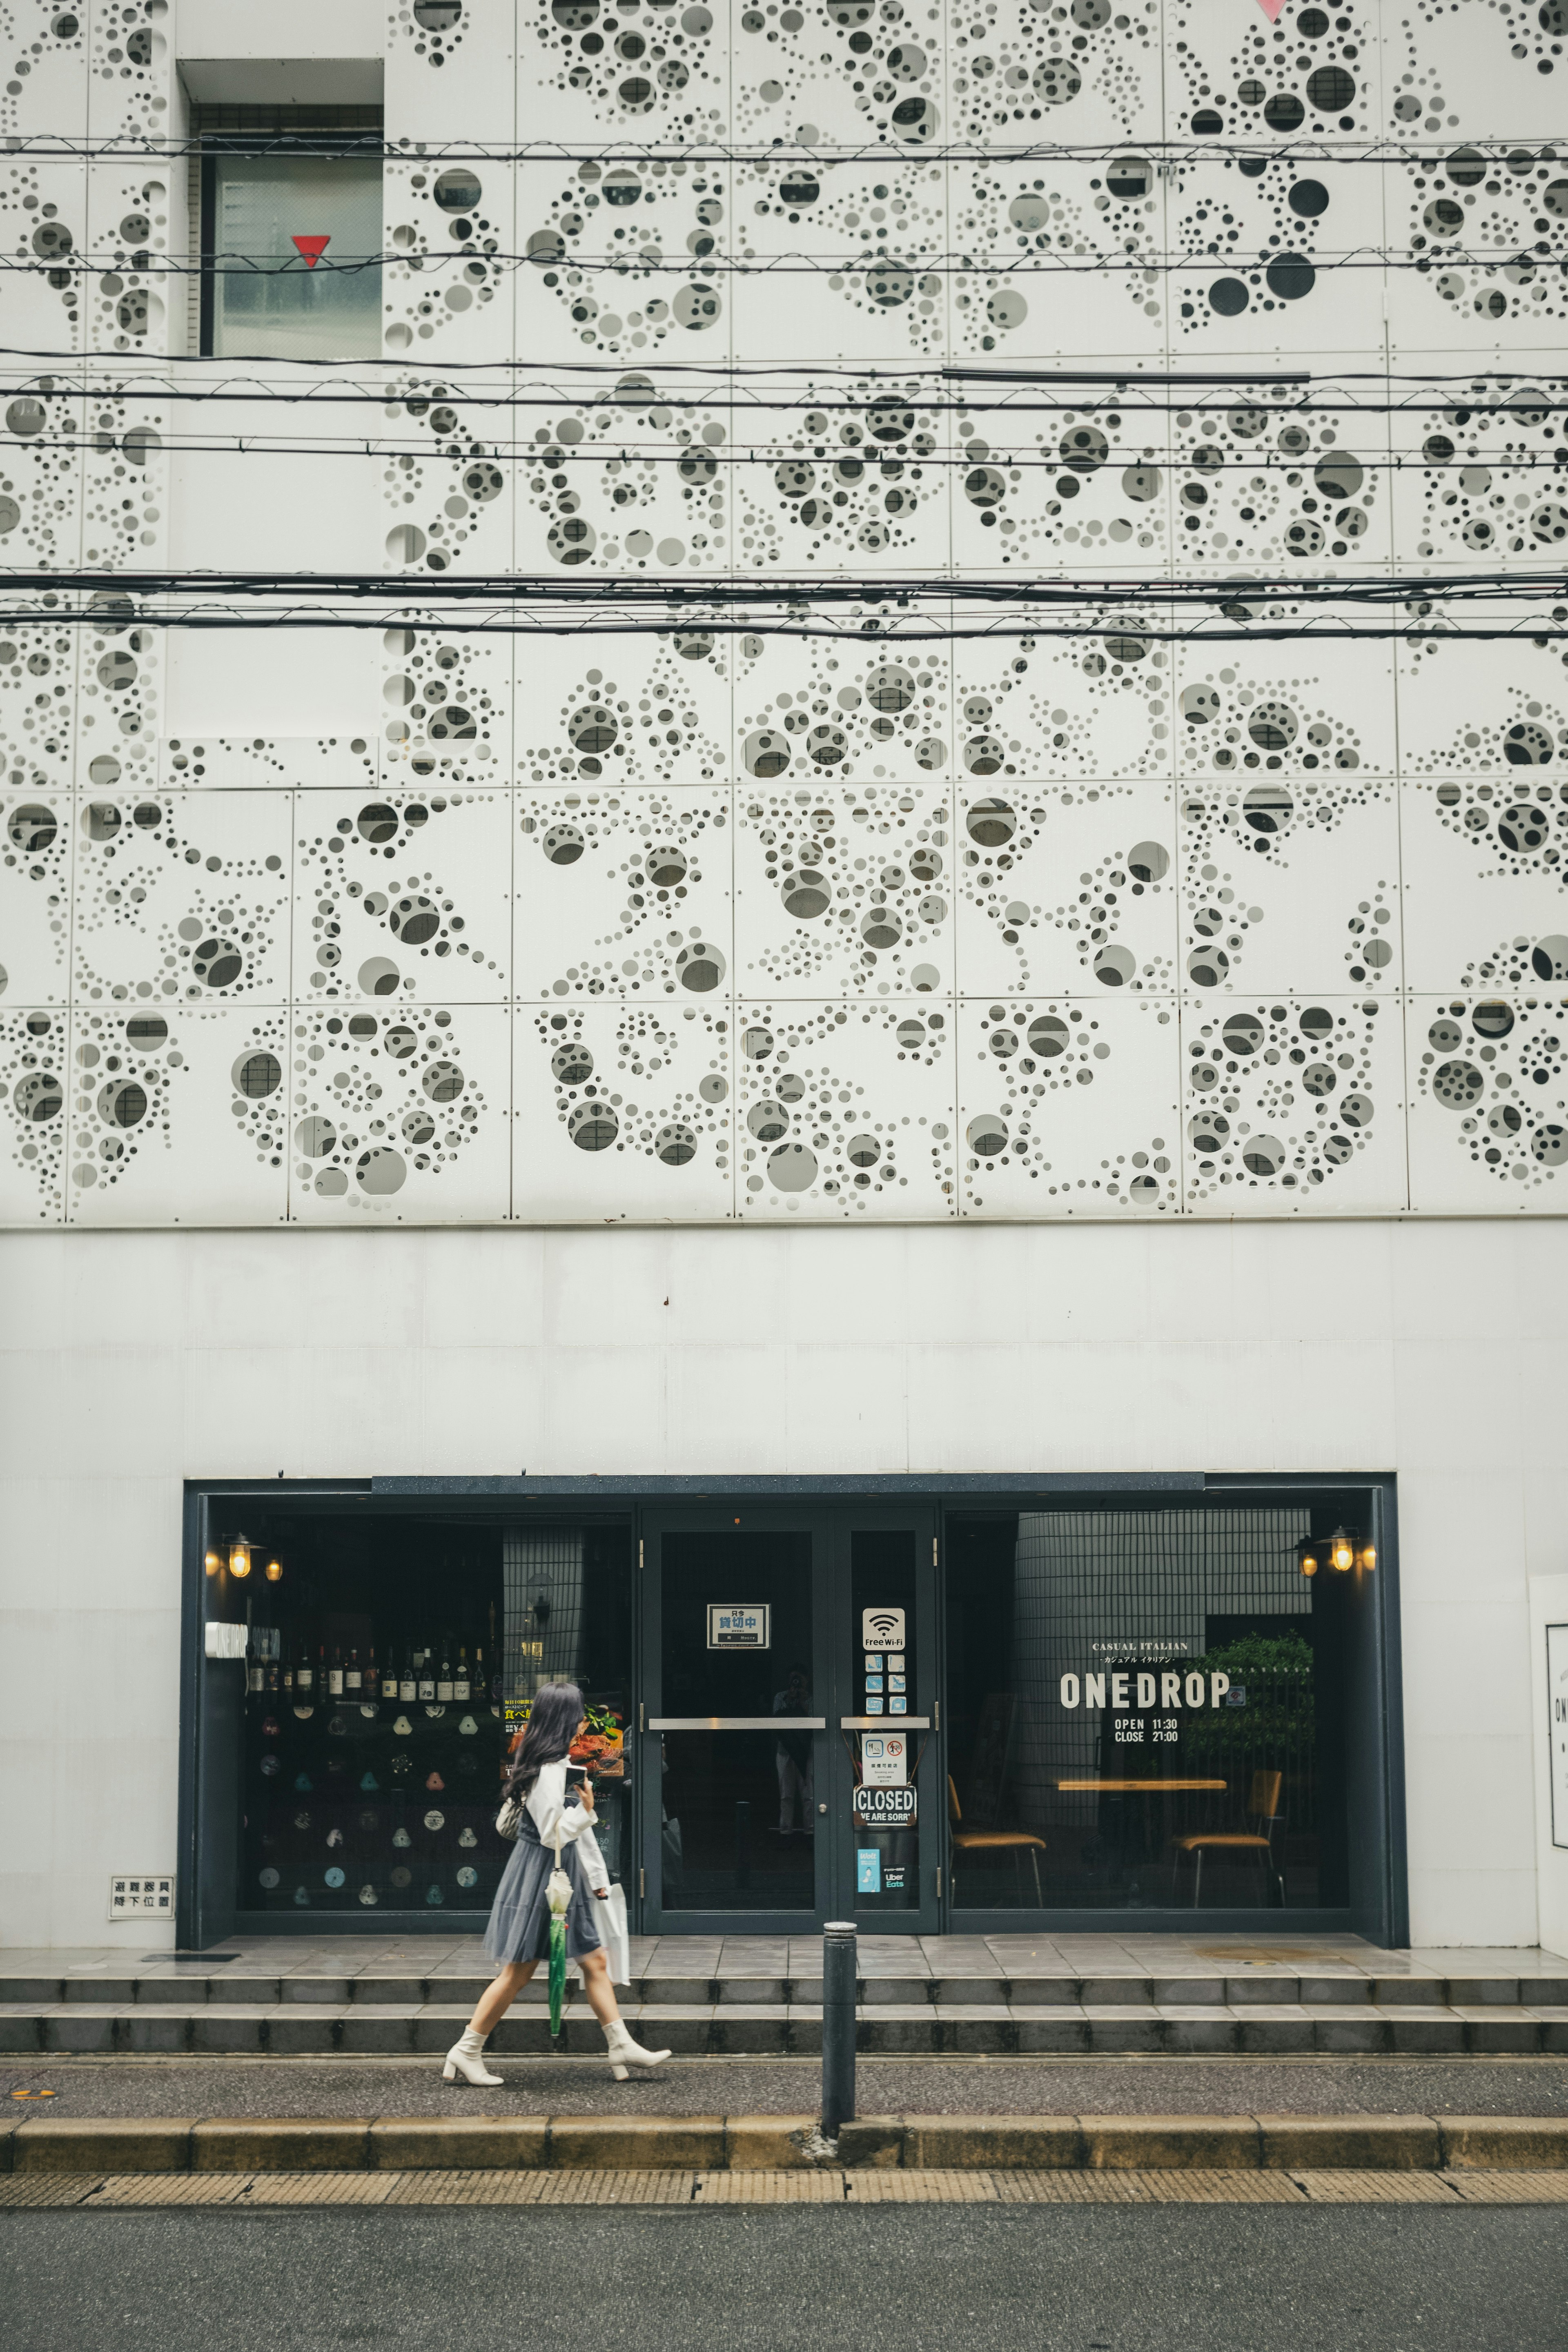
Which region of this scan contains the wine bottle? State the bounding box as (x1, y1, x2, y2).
(329, 1646, 344, 1699)
(319, 1644, 330, 1702)
(363, 1648, 379, 1702)
(437, 1650, 454, 1703)
(472, 1645, 485, 1704)
(345, 1648, 362, 1696)
(399, 1648, 416, 1704)
(267, 1657, 280, 1696)
(418, 1649, 437, 1702)
(297, 1645, 314, 1698)
(454, 1646, 471, 1702)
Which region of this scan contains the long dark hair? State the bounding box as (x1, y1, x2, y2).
(503, 1681, 584, 1803)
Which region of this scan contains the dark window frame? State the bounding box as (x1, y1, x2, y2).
(179, 1473, 1405, 1948)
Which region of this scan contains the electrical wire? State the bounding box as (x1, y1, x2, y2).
(7, 240, 1564, 282)
(4, 352, 1567, 416)
(1, 133, 1561, 162)
(4, 568, 1566, 643)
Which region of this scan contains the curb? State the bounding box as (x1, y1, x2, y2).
(5, 2112, 1568, 2176)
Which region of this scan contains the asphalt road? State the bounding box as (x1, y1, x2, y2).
(4, 2205, 1566, 2352)
(4, 2054, 1568, 2117)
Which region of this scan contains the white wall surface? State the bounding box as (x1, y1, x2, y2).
(175, 0, 388, 66)
(2, 1213, 1563, 1951)
(1529, 1575, 1568, 1961)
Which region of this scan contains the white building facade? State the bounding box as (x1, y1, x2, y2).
(2, 0, 1567, 1952)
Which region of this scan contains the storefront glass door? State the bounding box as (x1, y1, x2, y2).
(643, 1516, 828, 1926)
(838, 1519, 939, 1933)
(639, 1508, 937, 1933)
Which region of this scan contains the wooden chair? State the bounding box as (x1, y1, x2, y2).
(948, 1775, 1046, 1905)
(1169, 1769, 1285, 1909)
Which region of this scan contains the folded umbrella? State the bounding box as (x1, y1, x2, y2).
(547, 1825, 572, 2037)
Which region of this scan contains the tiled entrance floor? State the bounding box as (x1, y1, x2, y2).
(6, 1932, 1568, 1994)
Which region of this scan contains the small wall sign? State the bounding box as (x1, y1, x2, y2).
(109, 1875, 174, 1921)
(861, 1606, 906, 1652)
(707, 1604, 770, 1650)
(861, 1734, 908, 1787)
(854, 1784, 917, 1827)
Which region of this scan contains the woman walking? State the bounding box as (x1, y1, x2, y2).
(444, 1682, 671, 2087)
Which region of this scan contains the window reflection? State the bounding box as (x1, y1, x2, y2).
(944, 1509, 1344, 1911)
(205, 146, 383, 361)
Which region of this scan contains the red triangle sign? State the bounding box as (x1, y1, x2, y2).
(291, 234, 331, 269)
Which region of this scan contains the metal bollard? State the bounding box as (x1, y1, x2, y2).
(820, 1920, 857, 2142)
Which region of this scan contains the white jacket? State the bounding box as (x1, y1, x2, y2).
(526, 1757, 609, 1894)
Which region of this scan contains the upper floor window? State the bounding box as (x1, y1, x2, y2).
(197, 107, 382, 361)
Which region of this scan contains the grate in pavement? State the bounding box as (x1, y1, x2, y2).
(697, 2171, 845, 2203)
(1446, 2171, 1568, 2203)
(533, 2170, 696, 2205)
(0, 2174, 103, 2207)
(4, 2169, 1568, 2210)
(1290, 2170, 1463, 2203)
(383, 2170, 550, 2206)
(845, 2170, 998, 2203)
(85, 2174, 253, 2207)
(235, 2172, 396, 2206)
(995, 2170, 1301, 2205)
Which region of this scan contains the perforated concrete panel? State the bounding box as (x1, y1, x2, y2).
(0, 1, 1563, 1221)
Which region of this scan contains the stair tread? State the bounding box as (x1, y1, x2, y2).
(6, 1996, 1559, 2022)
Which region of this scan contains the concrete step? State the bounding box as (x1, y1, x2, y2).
(4, 2111, 1568, 2178)
(6, 1969, 1562, 2009)
(4, 1997, 1567, 2058)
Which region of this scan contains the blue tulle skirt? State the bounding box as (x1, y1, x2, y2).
(482, 1811, 604, 1965)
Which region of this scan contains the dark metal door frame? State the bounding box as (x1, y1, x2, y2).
(828, 1504, 941, 1936)
(637, 1503, 831, 1936)
(635, 1501, 942, 1935)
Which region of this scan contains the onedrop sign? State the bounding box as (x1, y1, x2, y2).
(1060, 1671, 1232, 1711)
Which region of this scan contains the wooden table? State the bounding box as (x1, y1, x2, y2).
(1056, 1779, 1228, 1882)
(1056, 1779, 1226, 1793)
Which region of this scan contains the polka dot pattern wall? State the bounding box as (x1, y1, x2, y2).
(1, 0, 1566, 1220)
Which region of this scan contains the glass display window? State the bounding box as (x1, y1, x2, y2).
(236, 1514, 631, 1918)
(944, 1506, 1350, 1915)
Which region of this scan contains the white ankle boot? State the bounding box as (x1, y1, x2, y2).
(443, 2027, 503, 2087)
(604, 2018, 671, 2080)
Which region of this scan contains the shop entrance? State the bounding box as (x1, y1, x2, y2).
(183, 1477, 1404, 1947)
(639, 1506, 939, 1933)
